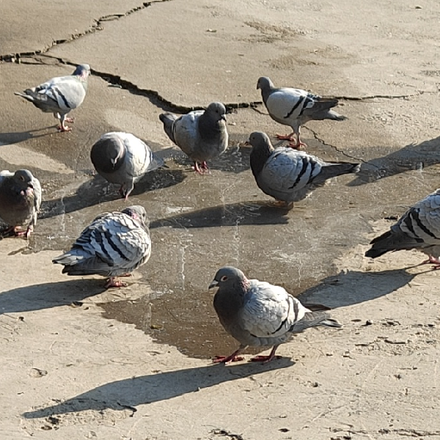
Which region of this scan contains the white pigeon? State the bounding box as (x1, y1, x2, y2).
(52, 206, 151, 288)
(90, 132, 165, 199)
(0, 169, 42, 238)
(257, 76, 346, 149)
(366, 188, 440, 267)
(209, 266, 341, 363)
(159, 102, 228, 174)
(15, 64, 90, 131)
(248, 131, 360, 208)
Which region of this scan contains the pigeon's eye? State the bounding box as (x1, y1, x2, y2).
(19, 175, 25, 181)
(220, 275, 228, 282)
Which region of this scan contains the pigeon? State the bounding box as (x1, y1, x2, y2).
(53, 205, 151, 288)
(208, 266, 341, 363)
(248, 131, 360, 208)
(365, 188, 440, 268)
(257, 76, 346, 149)
(90, 132, 165, 199)
(0, 169, 42, 238)
(159, 102, 228, 174)
(15, 64, 90, 132)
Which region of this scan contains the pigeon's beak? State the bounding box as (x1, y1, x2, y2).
(220, 114, 226, 121)
(208, 280, 218, 289)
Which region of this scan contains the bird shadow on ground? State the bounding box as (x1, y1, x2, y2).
(298, 267, 423, 309)
(0, 126, 55, 145)
(0, 279, 105, 315)
(39, 169, 186, 220)
(22, 358, 294, 419)
(150, 201, 290, 229)
(348, 136, 440, 186)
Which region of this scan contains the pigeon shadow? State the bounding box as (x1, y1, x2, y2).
(150, 201, 290, 229)
(348, 136, 440, 186)
(0, 126, 55, 145)
(0, 279, 106, 315)
(23, 358, 294, 419)
(298, 267, 420, 309)
(40, 169, 186, 219)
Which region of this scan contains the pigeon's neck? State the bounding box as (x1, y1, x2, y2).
(198, 114, 223, 140)
(260, 85, 274, 106)
(214, 281, 247, 319)
(250, 142, 273, 178)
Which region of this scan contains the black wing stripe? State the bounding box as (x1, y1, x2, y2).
(285, 95, 305, 119)
(289, 157, 310, 189)
(410, 209, 440, 239)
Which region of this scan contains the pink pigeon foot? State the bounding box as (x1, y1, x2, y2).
(104, 277, 128, 289)
(193, 161, 210, 175)
(420, 255, 440, 269)
(249, 345, 280, 363)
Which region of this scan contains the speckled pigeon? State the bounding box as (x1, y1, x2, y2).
(52, 205, 151, 288)
(159, 102, 228, 174)
(90, 132, 165, 199)
(208, 266, 341, 363)
(257, 76, 346, 149)
(15, 64, 90, 131)
(365, 188, 440, 267)
(0, 169, 41, 238)
(249, 131, 360, 208)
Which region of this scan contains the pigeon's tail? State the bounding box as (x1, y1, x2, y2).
(159, 113, 178, 144)
(313, 162, 360, 185)
(149, 152, 166, 171)
(305, 97, 347, 121)
(291, 311, 342, 333)
(365, 228, 420, 258)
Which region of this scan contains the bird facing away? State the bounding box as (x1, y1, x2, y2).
(52, 206, 151, 288)
(209, 266, 341, 363)
(365, 188, 440, 268)
(90, 132, 165, 199)
(159, 102, 228, 174)
(256, 76, 346, 149)
(248, 131, 360, 208)
(15, 64, 90, 132)
(0, 169, 42, 238)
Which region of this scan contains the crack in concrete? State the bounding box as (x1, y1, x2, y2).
(0, 1, 163, 62)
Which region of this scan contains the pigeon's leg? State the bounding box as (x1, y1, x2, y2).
(57, 114, 73, 132)
(276, 132, 295, 141)
(104, 277, 128, 289)
(193, 161, 210, 175)
(272, 200, 294, 210)
(213, 346, 245, 363)
(250, 345, 281, 363)
(420, 255, 440, 269)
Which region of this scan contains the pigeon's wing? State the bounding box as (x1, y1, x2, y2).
(266, 87, 318, 124)
(260, 148, 323, 193)
(241, 280, 307, 338)
(123, 133, 162, 178)
(172, 110, 203, 156)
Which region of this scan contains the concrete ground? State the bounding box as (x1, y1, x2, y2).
(1, 0, 440, 439)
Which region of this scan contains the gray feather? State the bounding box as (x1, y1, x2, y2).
(366, 189, 440, 259)
(159, 102, 228, 170)
(0, 169, 42, 237)
(209, 266, 341, 357)
(249, 131, 359, 203)
(90, 132, 165, 199)
(53, 205, 151, 279)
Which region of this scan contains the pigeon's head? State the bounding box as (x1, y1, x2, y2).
(256, 76, 273, 91)
(248, 131, 272, 150)
(122, 205, 149, 229)
(209, 266, 249, 291)
(206, 102, 227, 122)
(73, 64, 91, 80)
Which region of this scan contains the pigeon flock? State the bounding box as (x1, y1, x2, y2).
(2, 67, 439, 363)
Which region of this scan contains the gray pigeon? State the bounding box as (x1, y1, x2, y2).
(365, 188, 440, 267)
(257, 76, 346, 149)
(209, 266, 341, 363)
(53, 205, 151, 288)
(159, 102, 228, 174)
(15, 64, 90, 132)
(90, 132, 165, 199)
(249, 131, 360, 208)
(0, 169, 42, 238)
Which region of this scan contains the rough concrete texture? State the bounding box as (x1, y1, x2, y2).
(1, 0, 440, 439)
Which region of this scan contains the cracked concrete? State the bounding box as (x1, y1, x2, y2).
(1, 0, 440, 439)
